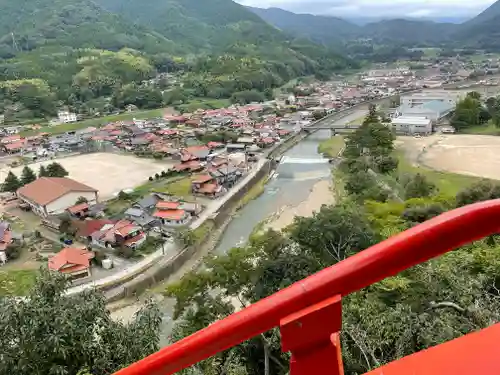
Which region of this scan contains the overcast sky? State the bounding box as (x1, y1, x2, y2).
(236, 0, 496, 18)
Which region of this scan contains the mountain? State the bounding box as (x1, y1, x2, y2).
(463, 0, 500, 26)
(453, 0, 500, 50)
(247, 6, 360, 44)
(363, 19, 456, 44)
(347, 16, 469, 25)
(95, 0, 295, 53)
(93, 0, 354, 72)
(246, 6, 458, 46)
(0, 0, 178, 59)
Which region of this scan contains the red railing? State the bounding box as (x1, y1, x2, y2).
(114, 199, 500, 375)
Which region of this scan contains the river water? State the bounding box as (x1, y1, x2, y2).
(214, 129, 333, 253)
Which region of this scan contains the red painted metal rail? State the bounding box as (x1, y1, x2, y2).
(114, 199, 500, 375)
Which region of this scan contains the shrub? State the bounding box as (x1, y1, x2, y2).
(154, 173, 160, 180)
(117, 246, 134, 259)
(149, 176, 154, 181)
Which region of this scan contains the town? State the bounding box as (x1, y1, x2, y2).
(1, 57, 498, 287)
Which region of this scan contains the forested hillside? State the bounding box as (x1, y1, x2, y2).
(0, 0, 354, 123)
(0, 0, 178, 59)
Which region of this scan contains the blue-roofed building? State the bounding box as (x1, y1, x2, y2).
(394, 100, 455, 121)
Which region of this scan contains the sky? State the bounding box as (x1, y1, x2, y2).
(236, 0, 497, 19)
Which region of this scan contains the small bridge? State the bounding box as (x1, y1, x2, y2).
(280, 156, 331, 164)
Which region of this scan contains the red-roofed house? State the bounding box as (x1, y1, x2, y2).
(153, 202, 190, 226)
(48, 247, 94, 280)
(192, 175, 224, 198)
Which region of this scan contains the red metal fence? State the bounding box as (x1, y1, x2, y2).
(114, 199, 500, 375)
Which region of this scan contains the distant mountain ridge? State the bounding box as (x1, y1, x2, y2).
(247, 2, 500, 49)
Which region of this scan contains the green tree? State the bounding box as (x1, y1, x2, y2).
(466, 91, 481, 100)
(0, 269, 162, 375)
(46, 162, 69, 177)
(456, 179, 500, 207)
(403, 173, 436, 199)
(20, 166, 37, 186)
(75, 196, 88, 204)
(2, 171, 21, 192)
(38, 165, 49, 177)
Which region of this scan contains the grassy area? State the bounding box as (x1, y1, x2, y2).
(0, 269, 38, 296)
(236, 176, 267, 210)
(177, 98, 230, 113)
(318, 136, 345, 157)
(159, 177, 194, 198)
(395, 150, 480, 196)
(461, 122, 500, 136)
(20, 108, 166, 136)
(192, 220, 216, 245)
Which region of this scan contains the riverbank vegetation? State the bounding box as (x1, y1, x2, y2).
(317, 135, 345, 157)
(236, 176, 268, 210)
(165, 105, 500, 375)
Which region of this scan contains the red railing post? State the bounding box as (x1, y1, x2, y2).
(280, 295, 344, 375)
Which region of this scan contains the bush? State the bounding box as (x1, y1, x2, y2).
(92, 250, 107, 266)
(161, 171, 167, 177)
(154, 173, 160, 180)
(149, 176, 154, 181)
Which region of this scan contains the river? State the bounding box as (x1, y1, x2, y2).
(110, 110, 366, 343)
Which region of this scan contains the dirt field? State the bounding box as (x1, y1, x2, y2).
(0, 153, 173, 199)
(397, 134, 500, 180)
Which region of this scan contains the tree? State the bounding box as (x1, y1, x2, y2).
(466, 91, 481, 100)
(289, 204, 380, 264)
(403, 173, 436, 199)
(2, 171, 21, 192)
(456, 179, 500, 207)
(38, 165, 49, 177)
(58, 215, 73, 234)
(46, 162, 69, 177)
(75, 196, 88, 205)
(0, 269, 162, 375)
(20, 165, 37, 186)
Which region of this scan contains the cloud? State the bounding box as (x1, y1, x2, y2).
(236, 0, 496, 18)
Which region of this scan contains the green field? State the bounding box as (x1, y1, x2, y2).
(461, 122, 500, 136)
(395, 150, 480, 196)
(21, 108, 166, 136)
(0, 269, 38, 296)
(318, 136, 345, 157)
(176, 98, 230, 113)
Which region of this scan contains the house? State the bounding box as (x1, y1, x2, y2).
(124, 207, 159, 228)
(92, 220, 146, 249)
(57, 110, 78, 124)
(17, 177, 98, 217)
(153, 201, 191, 227)
(192, 174, 225, 198)
(66, 202, 90, 218)
(48, 247, 94, 280)
(75, 219, 115, 240)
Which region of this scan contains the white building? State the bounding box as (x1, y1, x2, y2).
(391, 117, 432, 135)
(17, 177, 98, 217)
(394, 100, 455, 121)
(57, 110, 78, 124)
(401, 91, 462, 108)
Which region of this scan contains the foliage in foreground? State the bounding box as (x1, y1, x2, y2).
(0, 269, 162, 375)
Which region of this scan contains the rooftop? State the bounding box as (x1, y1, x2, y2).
(17, 177, 97, 206)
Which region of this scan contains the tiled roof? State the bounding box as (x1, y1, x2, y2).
(156, 201, 180, 210)
(48, 247, 94, 272)
(153, 209, 186, 221)
(17, 177, 97, 206)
